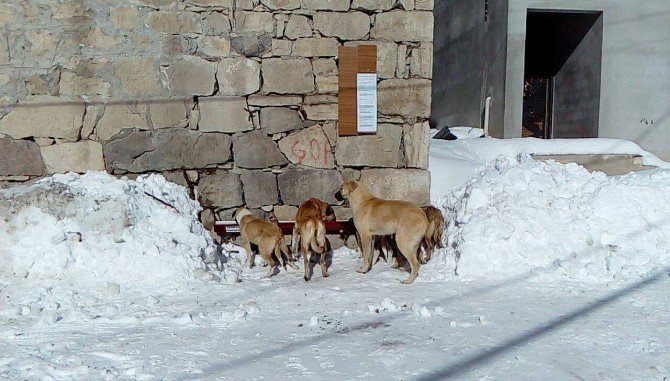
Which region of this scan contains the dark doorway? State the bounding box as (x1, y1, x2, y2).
(523, 10, 603, 138)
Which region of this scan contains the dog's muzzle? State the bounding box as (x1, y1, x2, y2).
(334, 190, 344, 202)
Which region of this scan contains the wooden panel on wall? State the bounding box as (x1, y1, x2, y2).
(338, 46, 358, 136)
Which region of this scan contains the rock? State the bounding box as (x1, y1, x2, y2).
(202, 12, 232, 36)
(81, 105, 103, 139)
(96, 104, 149, 141)
(199, 208, 216, 232)
(199, 36, 232, 57)
(303, 103, 338, 120)
(273, 204, 297, 220)
(313, 11, 370, 40)
(185, 0, 234, 7)
(40, 140, 104, 174)
(59, 72, 111, 99)
(260, 0, 300, 10)
(233, 11, 275, 35)
(360, 168, 430, 205)
(410, 43, 433, 78)
(344, 40, 397, 79)
(230, 35, 271, 57)
(301, 0, 349, 11)
(166, 55, 217, 96)
(403, 121, 429, 169)
(351, 0, 395, 11)
(217, 57, 261, 96)
(278, 167, 342, 205)
(248, 95, 303, 107)
(313, 58, 339, 93)
(291, 37, 338, 57)
(150, 101, 189, 129)
(262, 58, 314, 94)
(415, 0, 433, 10)
(197, 170, 244, 208)
(241, 171, 278, 207)
(378, 78, 431, 118)
(162, 170, 190, 188)
(259, 107, 302, 134)
(147, 11, 200, 34)
(232, 130, 288, 169)
(331, 205, 352, 220)
(371, 10, 433, 42)
(0, 137, 45, 176)
(113, 57, 163, 98)
(284, 15, 312, 39)
(278, 125, 334, 169)
(0, 97, 84, 140)
(335, 124, 402, 167)
(104, 129, 232, 172)
(271, 39, 292, 56)
(199, 97, 254, 133)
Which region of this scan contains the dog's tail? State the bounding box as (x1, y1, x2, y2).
(434, 217, 445, 248)
(306, 218, 327, 254)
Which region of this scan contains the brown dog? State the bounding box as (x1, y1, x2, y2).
(291, 198, 335, 281)
(337, 180, 427, 284)
(234, 207, 297, 278)
(420, 205, 445, 263)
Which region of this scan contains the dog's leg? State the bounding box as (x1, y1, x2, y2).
(396, 232, 422, 284)
(372, 236, 381, 265)
(356, 231, 373, 274)
(281, 243, 298, 270)
(318, 244, 329, 278)
(290, 225, 300, 259)
(301, 236, 312, 281)
(355, 231, 363, 258)
(242, 235, 254, 268)
(261, 247, 279, 278)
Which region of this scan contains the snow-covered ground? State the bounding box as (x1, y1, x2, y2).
(2, 136, 670, 380)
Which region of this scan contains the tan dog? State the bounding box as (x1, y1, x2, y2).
(420, 205, 445, 263)
(291, 198, 335, 281)
(234, 207, 297, 278)
(337, 180, 427, 284)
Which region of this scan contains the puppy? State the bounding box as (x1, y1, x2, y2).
(291, 198, 335, 281)
(337, 180, 428, 284)
(234, 207, 297, 278)
(420, 205, 445, 263)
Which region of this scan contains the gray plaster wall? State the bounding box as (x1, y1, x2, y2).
(505, 0, 670, 159)
(431, 0, 508, 137)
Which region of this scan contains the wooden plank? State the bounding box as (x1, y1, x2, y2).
(214, 220, 357, 236)
(357, 45, 377, 73)
(338, 46, 359, 136)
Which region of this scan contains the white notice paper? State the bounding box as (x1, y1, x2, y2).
(356, 73, 377, 134)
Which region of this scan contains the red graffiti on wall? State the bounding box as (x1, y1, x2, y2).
(291, 138, 330, 166)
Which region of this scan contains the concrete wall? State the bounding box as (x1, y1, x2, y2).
(0, 0, 435, 228)
(505, 0, 670, 159)
(431, 0, 508, 137)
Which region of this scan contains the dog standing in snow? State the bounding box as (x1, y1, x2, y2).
(336, 180, 427, 284)
(291, 198, 336, 281)
(234, 207, 297, 278)
(420, 205, 445, 264)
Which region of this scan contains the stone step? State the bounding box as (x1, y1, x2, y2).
(531, 154, 655, 176)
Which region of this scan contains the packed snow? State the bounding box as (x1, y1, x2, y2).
(1, 137, 669, 380)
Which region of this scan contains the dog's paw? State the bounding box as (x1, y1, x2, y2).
(356, 266, 369, 274)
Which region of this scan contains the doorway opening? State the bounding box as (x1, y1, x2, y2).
(523, 10, 603, 138)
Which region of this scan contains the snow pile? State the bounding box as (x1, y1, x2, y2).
(426, 156, 670, 283)
(0, 172, 239, 322)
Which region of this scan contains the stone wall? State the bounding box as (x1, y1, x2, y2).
(0, 0, 434, 231)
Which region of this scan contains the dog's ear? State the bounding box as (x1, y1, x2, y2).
(346, 180, 359, 193)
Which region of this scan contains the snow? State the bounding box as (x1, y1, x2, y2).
(1, 137, 670, 380)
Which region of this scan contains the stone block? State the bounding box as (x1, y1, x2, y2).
(378, 78, 431, 118)
(248, 95, 303, 107)
(403, 121, 429, 169)
(285, 15, 312, 39)
(271, 39, 293, 56)
(166, 55, 217, 96)
(278, 167, 343, 205)
(96, 104, 149, 141)
(303, 103, 338, 120)
(198, 170, 244, 208)
(104, 129, 232, 172)
(40, 140, 104, 174)
(273, 205, 297, 221)
(292, 37, 338, 57)
(147, 11, 200, 34)
(231, 35, 272, 57)
(410, 43, 433, 79)
(371, 10, 433, 42)
(260, 107, 303, 134)
(415, 0, 433, 10)
(360, 168, 430, 205)
(232, 130, 288, 168)
(260, 0, 301, 10)
(234, 11, 275, 35)
(185, 0, 234, 7)
(202, 12, 232, 36)
(59, 72, 111, 99)
(217, 57, 261, 96)
(241, 171, 278, 207)
(313, 11, 370, 40)
(199, 36, 232, 57)
(262, 58, 314, 94)
(278, 125, 334, 169)
(0, 97, 84, 140)
(335, 124, 402, 167)
(114, 57, 163, 98)
(110, 7, 138, 31)
(199, 97, 254, 133)
(162, 170, 190, 188)
(150, 101, 189, 129)
(301, 0, 349, 11)
(0, 137, 45, 176)
(351, 0, 394, 11)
